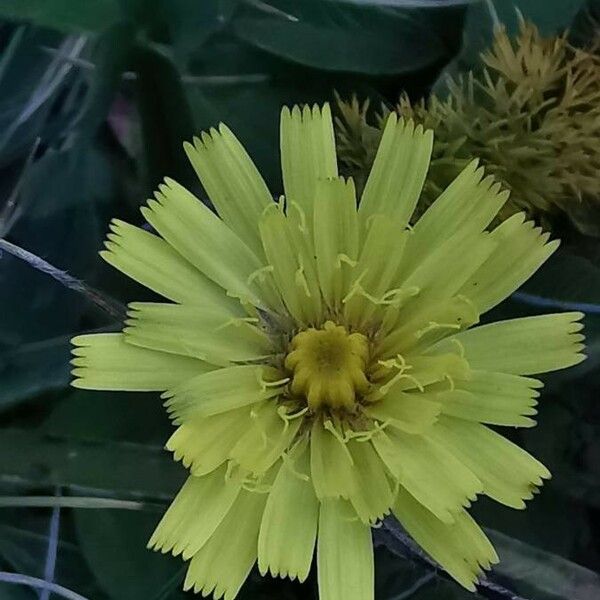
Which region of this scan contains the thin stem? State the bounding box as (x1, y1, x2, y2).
(393, 572, 435, 599)
(0, 572, 89, 600)
(0, 496, 157, 511)
(381, 518, 530, 600)
(40, 488, 61, 600)
(0, 137, 41, 238)
(484, 0, 501, 29)
(0, 239, 126, 320)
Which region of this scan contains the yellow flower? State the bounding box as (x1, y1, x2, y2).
(71, 104, 585, 599)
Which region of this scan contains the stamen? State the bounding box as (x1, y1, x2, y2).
(295, 265, 312, 297)
(225, 460, 236, 482)
(289, 201, 308, 234)
(258, 371, 290, 392)
(375, 354, 425, 396)
(215, 316, 259, 331)
(281, 449, 310, 482)
(324, 419, 354, 465)
(415, 321, 461, 339)
(450, 338, 466, 358)
(335, 253, 358, 269)
(247, 264, 275, 286)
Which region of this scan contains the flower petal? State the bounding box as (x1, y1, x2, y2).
(317, 498, 374, 600)
(148, 464, 242, 560)
(71, 333, 210, 391)
(346, 439, 394, 524)
(162, 365, 283, 422)
(184, 482, 272, 599)
(229, 402, 302, 475)
(259, 206, 323, 325)
(358, 114, 433, 228)
(428, 416, 550, 508)
(408, 160, 508, 266)
(342, 215, 410, 330)
(379, 294, 479, 356)
(372, 428, 482, 523)
(184, 124, 271, 258)
(435, 312, 585, 375)
(310, 419, 355, 499)
(435, 370, 542, 427)
(398, 230, 496, 324)
(280, 103, 337, 221)
(124, 302, 272, 366)
(364, 390, 441, 434)
(258, 438, 318, 582)
(459, 213, 559, 313)
(101, 219, 228, 306)
(141, 178, 273, 307)
(393, 488, 498, 591)
(166, 406, 253, 475)
(313, 177, 359, 309)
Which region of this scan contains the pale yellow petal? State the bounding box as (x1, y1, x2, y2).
(166, 406, 252, 475)
(460, 213, 559, 313)
(317, 498, 374, 600)
(184, 482, 272, 600)
(71, 333, 210, 391)
(124, 302, 272, 366)
(342, 215, 410, 330)
(258, 438, 318, 582)
(101, 219, 230, 306)
(435, 370, 542, 427)
(310, 419, 355, 500)
(346, 439, 394, 524)
(148, 464, 242, 559)
(358, 114, 433, 228)
(397, 230, 496, 325)
(428, 416, 550, 508)
(408, 160, 508, 267)
(162, 365, 283, 422)
(372, 428, 482, 523)
(313, 177, 359, 309)
(280, 103, 338, 222)
(378, 294, 479, 356)
(364, 390, 441, 434)
(184, 124, 271, 258)
(434, 312, 585, 375)
(393, 488, 498, 591)
(229, 402, 303, 475)
(259, 205, 322, 325)
(140, 178, 272, 307)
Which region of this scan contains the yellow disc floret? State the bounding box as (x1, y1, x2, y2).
(284, 321, 370, 411)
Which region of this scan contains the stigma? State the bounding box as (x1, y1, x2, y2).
(284, 321, 370, 411)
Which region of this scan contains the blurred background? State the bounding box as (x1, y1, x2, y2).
(1, 1, 600, 598)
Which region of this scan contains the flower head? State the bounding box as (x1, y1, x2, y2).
(72, 103, 586, 599)
(337, 20, 600, 232)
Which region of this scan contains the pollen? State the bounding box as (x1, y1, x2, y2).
(284, 321, 370, 411)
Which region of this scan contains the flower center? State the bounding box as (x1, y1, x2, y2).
(284, 321, 370, 411)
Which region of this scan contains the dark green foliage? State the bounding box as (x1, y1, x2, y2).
(0, 2, 600, 599)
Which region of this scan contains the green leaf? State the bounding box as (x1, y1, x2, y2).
(0, 509, 107, 599)
(232, 0, 448, 75)
(74, 510, 186, 600)
(132, 43, 196, 194)
(0, 429, 183, 501)
(44, 389, 173, 445)
(0, 0, 123, 33)
(0, 334, 71, 412)
(488, 528, 600, 600)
